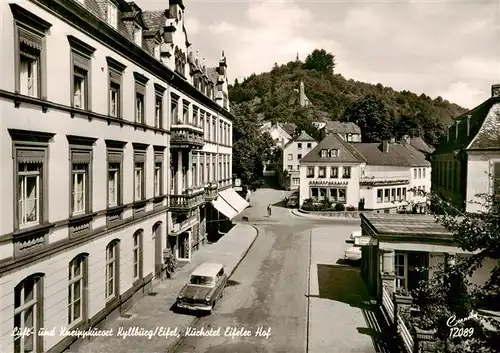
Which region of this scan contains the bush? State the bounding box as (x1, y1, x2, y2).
(301, 198, 314, 211)
(345, 205, 356, 211)
(334, 203, 346, 211)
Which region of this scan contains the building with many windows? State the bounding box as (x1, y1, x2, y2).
(432, 84, 500, 213)
(0, 1, 243, 352)
(299, 134, 431, 211)
(279, 131, 317, 190)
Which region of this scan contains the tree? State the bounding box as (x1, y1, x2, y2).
(343, 94, 393, 142)
(231, 104, 274, 186)
(409, 190, 500, 352)
(304, 49, 336, 73)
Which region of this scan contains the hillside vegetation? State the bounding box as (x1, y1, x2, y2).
(229, 49, 467, 145)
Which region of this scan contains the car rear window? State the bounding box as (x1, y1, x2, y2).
(190, 275, 215, 286)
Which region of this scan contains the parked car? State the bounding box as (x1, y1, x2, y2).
(344, 230, 362, 261)
(176, 262, 227, 314)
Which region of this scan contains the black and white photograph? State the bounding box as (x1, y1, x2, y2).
(1, 0, 499, 352)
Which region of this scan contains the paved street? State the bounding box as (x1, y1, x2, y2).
(169, 187, 390, 353)
(69, 186, 391, 353)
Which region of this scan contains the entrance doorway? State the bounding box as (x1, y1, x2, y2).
(152, 222, 162, 278)
(178, 231, 191, 260)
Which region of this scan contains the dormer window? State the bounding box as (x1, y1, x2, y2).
(320, 149, 327, 157)
(106, 1, 118, 29)
(329, 149, 339, 157)
(134, 24, 142, 46)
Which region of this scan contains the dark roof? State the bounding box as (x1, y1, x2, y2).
(410, 137, 435, 154)
(350, 142, 430, 167)
(361, 213, 452, 239)
(323, 121, 361, 134)
(206, 67, 218, 84)
(279, 123, 296, 136)
(300, 134, 361, 163)
(142, 10, 164, 30)
(434, 97, 500, 154)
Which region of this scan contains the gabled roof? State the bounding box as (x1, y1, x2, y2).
(142, 10, 165, 31)
(278, 123, 296, 136)
(350, 142, 430, 167)
(410, 137, 435, 154)
(300, 134, 362, 163)
(323, 121, 361, 134)
(283, 131, 317, 149)
(434, 96, 500, 154)
(206, 67, 218, 84)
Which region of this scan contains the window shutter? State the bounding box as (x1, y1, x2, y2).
(18, 26, 42, 51)
(134, 153, 145, 163)
(154, 153, 164, 163)
(72, 150, 91, 164)
(72, 51, 89, 71)
(17, 149, 44, 164)
(108, 152, 122, 164)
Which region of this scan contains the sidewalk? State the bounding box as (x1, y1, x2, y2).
(308, 227, 389, 353)
(72, 223, 258, 353)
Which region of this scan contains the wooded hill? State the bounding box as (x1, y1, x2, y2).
(228, 51, 467, 145)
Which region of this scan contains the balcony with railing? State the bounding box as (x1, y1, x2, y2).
(170, 120, 204, 149)
(169, 187, 205, 212)
(204, 182, 218, 201)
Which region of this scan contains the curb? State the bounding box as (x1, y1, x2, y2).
(291, 209, 360, 221)
(164, 224, 259, 353)
(227, 224, 259, 277)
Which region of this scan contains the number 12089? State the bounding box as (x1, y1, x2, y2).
(449, 327, 474, 338)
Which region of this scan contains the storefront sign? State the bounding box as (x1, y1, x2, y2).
(355, 236, 378, 246)
(309, 180, 348, 186)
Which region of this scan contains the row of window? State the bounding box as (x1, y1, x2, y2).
(306, 166, 352, 179)
(13, 8, 231, 144)
(310, 187, 347, 203)
(84, 0, 218, 101)
(171, 153, 231, 193)
(12, 227, 151, 353)
(319, 149, 339, 158)
(297, 142, 314, 150)
(376, 188, 408, 203)
(413, 167, 427, 179)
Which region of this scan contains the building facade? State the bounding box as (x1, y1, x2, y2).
(260, 121, 297, 148)
(432, 85, 500, 213)
(280, 131, 317, 190)
(0, 1, 239, 352)
(299, 135, 431, 212)
(299, 134, 362, 207)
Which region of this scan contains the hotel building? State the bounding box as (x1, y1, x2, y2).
(0, 0, 244, 352)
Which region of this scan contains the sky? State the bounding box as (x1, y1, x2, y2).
(135, 0, 500, 109)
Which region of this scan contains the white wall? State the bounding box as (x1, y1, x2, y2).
(360, 165, 411, 210)
(409, 166, 432, 204)
(466, 153, 500, 213)
(299, 163, 361, 207)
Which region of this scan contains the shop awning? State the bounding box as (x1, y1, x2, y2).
(211, 195, 239, 220)
(219, 188, 249, 214)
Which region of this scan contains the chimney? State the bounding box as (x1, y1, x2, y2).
(299, 81, 305, 107)
(491, 84, 500, 97)
(382, 140, 389, 153)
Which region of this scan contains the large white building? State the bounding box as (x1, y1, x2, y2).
(280, 131, 318, 190)
(0, 1, 246, 352)
(299, 134, 431, 211)
(432, 84, 500, 213)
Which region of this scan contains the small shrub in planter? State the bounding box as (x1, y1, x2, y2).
(334, 203, 346, 211)
(345, 205, 356, 211)
(301, 198, 314, 211)
(322, 198, 333, 211)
